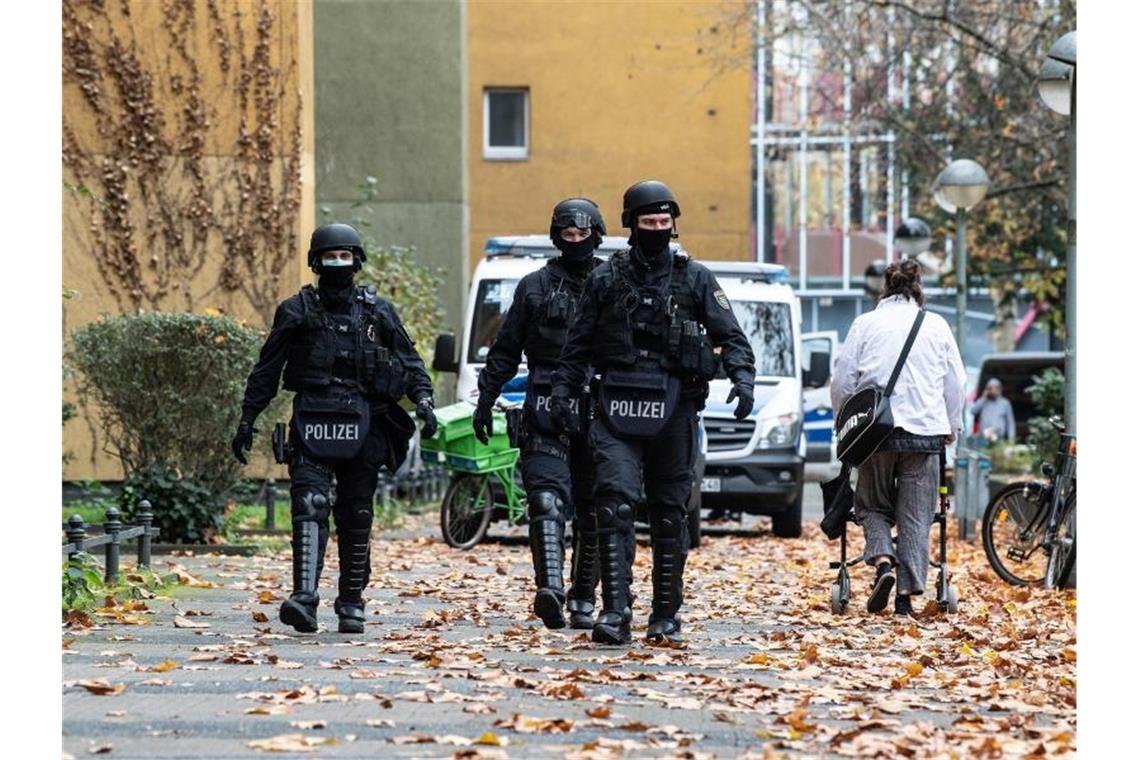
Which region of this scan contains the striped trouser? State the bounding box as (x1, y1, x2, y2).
(853, 451, 940, 595)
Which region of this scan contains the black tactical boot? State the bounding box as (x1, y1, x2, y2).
(647, 522, 686, 644)
(280, 521, 320, 633)
(529, 492, 567, 629)
(591, 517, 632, 645)
(867, 561, 895, 614)
(566, 525, 600, 630)
(334, 528, 371, 634)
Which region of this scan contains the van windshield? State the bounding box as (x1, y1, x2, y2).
(468, 279, 519, 363)
(730, 301, 795, 377)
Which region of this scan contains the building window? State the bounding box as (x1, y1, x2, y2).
(483, 88, 528, 161)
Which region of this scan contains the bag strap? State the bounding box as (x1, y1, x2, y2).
(884, 309, 925, 398)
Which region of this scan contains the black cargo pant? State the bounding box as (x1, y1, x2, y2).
(590, 397, 699, 621)
(288, 420, 388, 604)
(519, 425, 597, 602)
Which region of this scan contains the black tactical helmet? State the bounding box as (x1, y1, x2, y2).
(621, 180, 681, 227)
(308, 223, 366, 270)
(549, 197, 606, 247)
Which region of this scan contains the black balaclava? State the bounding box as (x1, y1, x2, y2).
(631, 225, 673, 269)
(554, 235, 596, 274)
(317, 257, 356, 306)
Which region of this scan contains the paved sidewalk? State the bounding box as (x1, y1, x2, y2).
(63, 511, 1075, 758)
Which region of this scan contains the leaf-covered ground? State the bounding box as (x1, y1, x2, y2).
(63, 515, 1075, 758)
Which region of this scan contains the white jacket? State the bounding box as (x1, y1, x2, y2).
(831, 295, 967, 437)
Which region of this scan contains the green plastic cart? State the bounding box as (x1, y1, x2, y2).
(420, 402, 528, 549)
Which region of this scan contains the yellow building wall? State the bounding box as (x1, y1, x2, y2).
(62, 0, 315, 482)
(467, 0, 753, 268)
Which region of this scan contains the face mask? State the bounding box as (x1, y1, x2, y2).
(318, 260, 355, 289)
(555, 236, 595, 263)
(635, 228, 672, 262)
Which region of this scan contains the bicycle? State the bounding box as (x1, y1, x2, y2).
(420, 401, 528, 549)
(981, 417, 1076, 589)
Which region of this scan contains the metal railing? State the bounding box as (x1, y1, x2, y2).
(61, 500, 160, 583)
(253, 467, 449, 530)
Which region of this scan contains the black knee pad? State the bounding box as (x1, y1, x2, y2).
(292, 492, 329, 523)
(598, 502, 634, 532)
(528, 490, 565, 523)
(650, 509, 685, 541)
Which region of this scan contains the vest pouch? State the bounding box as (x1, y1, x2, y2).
(291, 391, 371, 461)
(366, 347, 408, 401)
(599, 368, 680, 439)
(524, 366, 579, 435)
(286, 338, 334, 377)
(698, 337, 720, 381)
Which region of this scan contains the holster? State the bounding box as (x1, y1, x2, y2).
(272, 422, 292, 464)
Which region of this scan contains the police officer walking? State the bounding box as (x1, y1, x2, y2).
(232, 223, 437, 634)
(552, 181, 756, 645)
(473, 198, 606, 630)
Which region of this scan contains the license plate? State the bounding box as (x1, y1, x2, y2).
(700, 477, 721, 493)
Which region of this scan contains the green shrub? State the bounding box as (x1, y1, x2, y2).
(1026, 367, 1065, 470)
(70, 312, 278, 542)
(62, 553, 104, 612)
(119, 465, 222, 544)
(985, 441, 1034, 474)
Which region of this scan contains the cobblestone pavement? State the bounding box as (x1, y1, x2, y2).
(63, 486, 1075, 759)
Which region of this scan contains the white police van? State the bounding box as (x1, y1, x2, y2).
(431, 237, 829, 541)
(696, 262, 831, 538)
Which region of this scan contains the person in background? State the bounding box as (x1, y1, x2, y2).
(971, 378, 1017, 444)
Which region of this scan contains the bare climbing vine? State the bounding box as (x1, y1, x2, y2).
(62, 0, 302, 323)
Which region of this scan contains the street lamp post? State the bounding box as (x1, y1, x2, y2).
(934, 160, 990, 541)
(895, 217, 932, 258)
(1038, 31, 1076, 434)
(934, 160, 991, 365)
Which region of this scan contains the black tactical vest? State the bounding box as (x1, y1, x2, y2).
(523, 260, 593, 366)
(593, 250, 700, 373)
(282, 285, 407, 401)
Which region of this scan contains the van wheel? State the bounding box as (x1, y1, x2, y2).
(772, 489, 803, 538)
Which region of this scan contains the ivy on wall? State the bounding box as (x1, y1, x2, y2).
(62, 0, 303, 323)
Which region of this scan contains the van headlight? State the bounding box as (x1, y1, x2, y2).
(758, 412, 800, 448)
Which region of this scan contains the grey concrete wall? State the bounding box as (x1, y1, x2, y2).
(314, 0, 467, 338)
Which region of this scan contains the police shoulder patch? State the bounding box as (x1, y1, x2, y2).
(714, 289, 731, 310)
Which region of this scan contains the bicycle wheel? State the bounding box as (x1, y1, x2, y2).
(982, 481, 1050, 586)
(1047, 489, 1076, 589)
(440, 474, 493, 550)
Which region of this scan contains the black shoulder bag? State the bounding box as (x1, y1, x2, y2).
(834, 309, 925, 467)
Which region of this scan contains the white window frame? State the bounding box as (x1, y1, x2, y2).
(483, 87, 529, 161)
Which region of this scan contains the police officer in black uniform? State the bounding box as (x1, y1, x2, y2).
(232, 223, 437, 634)
(472, 198, 605, 630)
(552, 181, 756, 645)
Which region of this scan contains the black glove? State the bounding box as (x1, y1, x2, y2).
(415, 397, 438, 439)
(550, 387, 578, 435)
(231, 419, 255, 465)
(725, 381, 755, 421)
(472, 397, 494, 445)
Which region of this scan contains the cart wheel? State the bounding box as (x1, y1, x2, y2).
(944, 584, 959, 614)
(440, 474, 493, 550)
(830, 583, 846, 614)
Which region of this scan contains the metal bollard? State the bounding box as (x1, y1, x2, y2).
(954, 452, 970, 540)
(958, 451, 980, 541)
(104, 507, 123, 584)
(136, 499, 153, 568)
(66, 515, 87, 559)
(429, 466, 441, 501)
(265, 478, 277, 531)
(974, 455, 991, 534)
